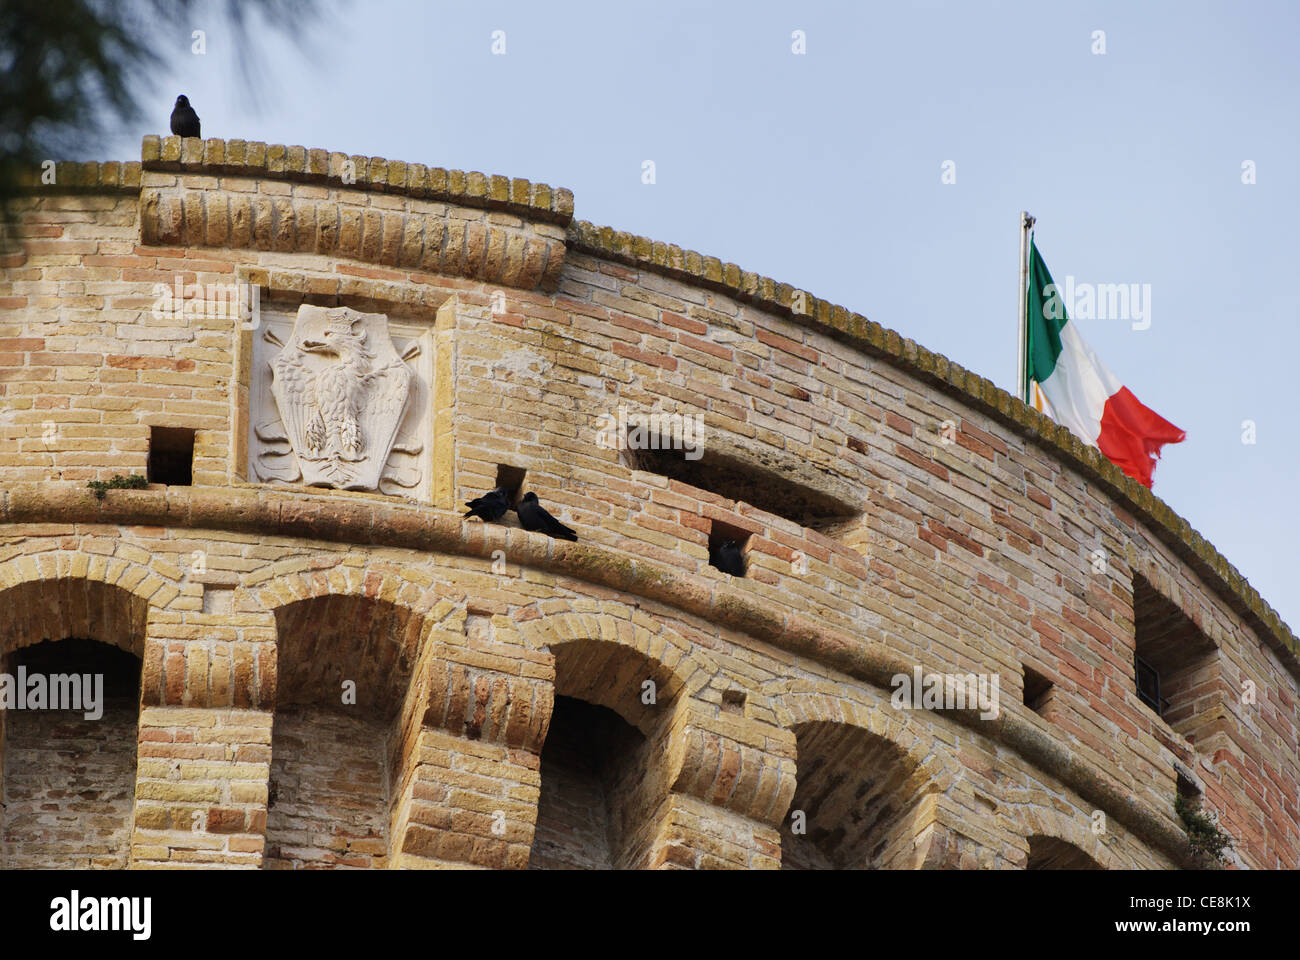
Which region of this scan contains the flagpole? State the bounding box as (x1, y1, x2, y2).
(1017, 211, 1036, 404)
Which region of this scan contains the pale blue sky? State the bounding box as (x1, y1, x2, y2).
(101, 1, 1300, 629)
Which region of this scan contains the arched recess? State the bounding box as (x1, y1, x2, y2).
(517, 610, 792, 870)
(514, 609, 714, 870)
(1026, 835, 1104, 870)
(0, 574, 149, 660)
(0, 570, 151, 869)
(512, 609, 718, 717)
(770, 687, 961, 870)
(1002, 799, 1131, 869)
(263, 583, 437, 870)
(527, 637, 685, 870)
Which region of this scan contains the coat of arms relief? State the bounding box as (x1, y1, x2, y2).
(250, 304, 431, 498)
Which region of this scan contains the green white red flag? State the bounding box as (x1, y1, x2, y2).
(1025, 238, 1184, 488)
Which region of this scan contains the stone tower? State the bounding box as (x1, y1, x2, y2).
(0, 136, 1295, 869)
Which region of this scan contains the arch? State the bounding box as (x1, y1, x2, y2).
(512, 607, 722, 735)
(1026, 834, 1104, 870)
(254, 565, 445, 623)
(0, 561, 152, 870)
(766, 686, 944, 778)
(1005, 804, 1129, 870)
(0, 550, 180, 659)
(783, 720, 924, 868)
(243, 564, 472, 710)
(1, 639, 142, 869)
(271, 594, 427, 716)
(256, 565, 455, 714)
(261, 574, 450, 870)
(769, 686, 966, 869)
(517, 608, 725, 870)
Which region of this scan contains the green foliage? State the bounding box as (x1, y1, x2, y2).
(1175, 792, 1233, 866)
(0, 0, 321, 226)
(87, 473, 148, 499)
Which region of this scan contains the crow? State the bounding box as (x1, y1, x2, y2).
(170, 95, 201, 138)
(516, 492, 577, 541)
(464, 486, 511, 523)
(710, 539, 745, 576)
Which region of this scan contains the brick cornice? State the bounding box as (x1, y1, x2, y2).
(0, 484, 1206, 868)
(139, 180, 566, 290)
(142, 135, 573, 225)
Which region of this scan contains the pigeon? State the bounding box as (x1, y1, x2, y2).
(710, 539, 745, 576)
(464, 486, 510, 523)
(515, 492, 578, 541)
(170, 95, 201, 138)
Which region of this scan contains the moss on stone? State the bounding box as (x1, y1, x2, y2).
(87, 473, 148, 500)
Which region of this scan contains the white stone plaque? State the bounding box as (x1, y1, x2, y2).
(250, 304, 431, 499)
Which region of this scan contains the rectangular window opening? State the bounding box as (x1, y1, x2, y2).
(1023, 665, 1054, 716)
(148, 427, 195, 486)
(494, 464, 527, 507)
(1134, 653, 1165, 715)
(626, 439, 858, 533)
(721, 689, 747, 714)
(707, 520, 751, 578)
(1132, 573, 1219, 741)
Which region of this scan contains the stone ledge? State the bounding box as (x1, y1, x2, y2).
(141, 135, 574, 226)
(566, 218, 1298, 679)
(231, 265, 455, 316)
(0, 484, 1207, 868)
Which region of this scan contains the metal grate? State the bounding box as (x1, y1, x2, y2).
(1134, 654, 1170, 716)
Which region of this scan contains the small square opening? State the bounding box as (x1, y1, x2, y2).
(495, 464, 527, 507)
(1023, 665, 1054, 715)
(721, 689, 746, 714)
(707, 520, 751, 577)
(1176, 767, 1201, 803)
(148, 427, 194, 486)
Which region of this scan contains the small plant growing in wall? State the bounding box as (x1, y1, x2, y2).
(87, 474, 148, 500)
(1175, 792, 1234, 866)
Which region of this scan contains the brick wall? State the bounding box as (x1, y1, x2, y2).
(131, 707, 271, 867)
(1, 639, 140, 869)
(265, 706, 389, 869)
(528, 697, 623, 870)
(2, 700, 138, 868)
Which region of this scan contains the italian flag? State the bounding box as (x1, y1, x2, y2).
(1025, 239, 1184, 488)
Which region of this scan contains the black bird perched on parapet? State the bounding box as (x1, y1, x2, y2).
(710, 539, 745, 576)
(464, 486, 511, 523)
(170, 95, 201, 138)
(516, 492, 578, 541)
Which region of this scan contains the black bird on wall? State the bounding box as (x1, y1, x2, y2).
(464, 486, 511, 523)
(170, 95, 201, 138)
(710, 539, 745, 576)
(516, 492, 578, 541)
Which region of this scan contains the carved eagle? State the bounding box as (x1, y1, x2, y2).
(270, 307, 411, 491)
